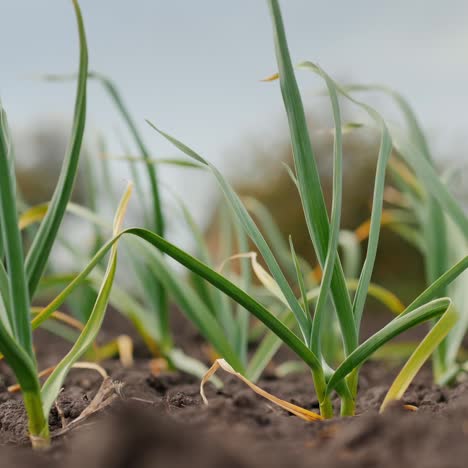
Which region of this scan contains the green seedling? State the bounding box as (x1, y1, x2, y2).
(341, 85, 468, 383)
(131, 0, 466, 418)
(0, 1, 131, 447)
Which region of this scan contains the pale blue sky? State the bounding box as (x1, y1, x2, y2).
(1, 1, 467, 233)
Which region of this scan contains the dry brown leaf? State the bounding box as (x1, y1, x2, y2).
(52, 362, 123, 437)
(201, 359, 322, 422)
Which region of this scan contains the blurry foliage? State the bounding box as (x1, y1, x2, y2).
(14, 119, 87, 206)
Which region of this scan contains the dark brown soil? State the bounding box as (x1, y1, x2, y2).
(0, 311, 467, 468)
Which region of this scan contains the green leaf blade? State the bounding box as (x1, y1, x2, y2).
(267, 1, 357, 355)
(25, 0, 89, 298)
(0, 102, 32, 354)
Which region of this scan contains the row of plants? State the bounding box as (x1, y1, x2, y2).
(0, 0, 467, 449)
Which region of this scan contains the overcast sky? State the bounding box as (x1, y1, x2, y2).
(1, 1, 467, 232)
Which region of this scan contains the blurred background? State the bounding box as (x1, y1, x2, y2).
(1, 1, 468, 299)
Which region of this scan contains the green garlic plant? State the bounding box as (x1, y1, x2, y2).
(344, 85, 468, 383)
(133, 0, 468, 418)
(0, 0, 130, 448)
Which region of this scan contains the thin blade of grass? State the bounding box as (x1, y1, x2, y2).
(104, 154, 204, 169)
(32, 223, 323, 377)
(38, 271, 161, 357)
(323, 259, 466, 385)
(245, 310, 296, 382)
(298, 61, 392, 330)
(302, 64, 344, 356)
(232, 211, 252, 367)
(40, 183, 132, 416)
(443, 220, 468, 367)
(25, 0, 88, 298)
(130, 238, 243, 371)
(202, 203, 238, 343)
(404, 256, 468, 313)
(306, 281, 405, 320)
(267, 0, 356, 355)
(124, 227, 323, 373)
(0, 244, 12, 335)
(0, 101, 32, 352)
(0, 262, 13, 336)
(146, 120, 311, 342)
(288, 238, 310, 321)
(20, 200, 162, 352)
(380, 300, 458, 411)
(326, 298, 453, 394)
(20, 202, 110, 233)
(391, 127, 468, 235)
(348, 85, 451, 373)
(42, 71, 169, 345)
(88, 72, 164, 235)
(88, 73, 169, 348)
(243, 196, 302, 279)
(343, 84, 431, 160)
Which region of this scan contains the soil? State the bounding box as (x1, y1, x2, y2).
(0, 309, 467, 468)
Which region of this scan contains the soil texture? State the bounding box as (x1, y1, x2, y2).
(0, 310, 466, 467)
